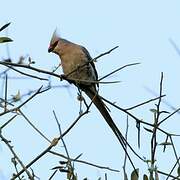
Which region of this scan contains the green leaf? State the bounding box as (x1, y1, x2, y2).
(0, 22, 11, 32)
(0, 37, 13, 43)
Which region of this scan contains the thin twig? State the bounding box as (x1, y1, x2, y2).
(144, 86, 180, 114)
(0, 97, 14, 107)
(2, 45, 118, 82)
(100, 94, 180, 136)
(0, 115, 17, 129)
(4, 74, 8, 112)
(123, 115, 129, 180)
(49, 150, 120, 172)
(0, 61, 119, 85)
(0, 86, 44, 116)
(125, 95, 165, 111)
(12, 107, 91, 179)
(0, 61, 61, 78)
(150, 72, 163, 179)
(98, 62, 140, 81)
(158, 169, 180, 179)
(94, 46, 119, 61)
(11, 142, 55, 180)
(5, 64, 48, 81)
(158, 107, 180, 126)
(48, 169, 58, 180)
(0, 132, 33, 179)
(8, 84, 69, 103)
(53, 110, 70, 157)
(169, 136, 180, 166)
(53, 110, 76, 179)
(19, 110, 51, 143)
(12, 157, 21, 180)
(165, 156, 180, 180)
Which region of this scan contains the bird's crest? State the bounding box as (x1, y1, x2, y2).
(48, 28, 60, 53)
(50, 28, 60, 45)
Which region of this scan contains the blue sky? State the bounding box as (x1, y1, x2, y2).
(1, 0, 180, 179)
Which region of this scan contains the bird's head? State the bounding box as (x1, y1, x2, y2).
(48, 29, 60, 54)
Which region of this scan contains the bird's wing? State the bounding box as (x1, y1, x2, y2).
(81, 46, 98, 81)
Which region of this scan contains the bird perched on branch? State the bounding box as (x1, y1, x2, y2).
(48, 31, 127, 151)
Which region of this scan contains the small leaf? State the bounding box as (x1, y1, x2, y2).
(51, 166, 64, 170)
(11, 157, 17, 166)
(131, 168, 139, 180)
(143, 127, 153, 133)
(144, 159, 152, 163)
(159, 110, 170, 114)
(150, 109, 157, 113)
(159, 142, 172, 146)
(12, 90, 21, 102)
(143, 174, 148, 180)
(59, 169, 69, 173)
(18, 56, 25, 64)
(0, 22, 11, 32)
(0, 37, 13, 43)
(59, 161, 67, 165)
(3, 58, 12, 62)
(28, 56, 36, 65)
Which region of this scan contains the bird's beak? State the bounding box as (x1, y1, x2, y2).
(48, 46, 53, 53)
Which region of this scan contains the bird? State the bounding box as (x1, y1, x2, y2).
(48, 31, 127, 151)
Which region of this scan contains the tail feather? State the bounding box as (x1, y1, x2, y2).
(80, 86, 140, 171)
(81, 86, 126, 149)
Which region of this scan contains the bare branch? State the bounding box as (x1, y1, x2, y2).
(125, 95, 165, 111)
(11, 106, 91, 179)
(0, 86, 44, 117)
(99, 62, 140, 81)
(4, 64, 48, 81)
(49, 150, 120, 173)
(0, 132, 33, 179)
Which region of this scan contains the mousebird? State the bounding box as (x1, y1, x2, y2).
(48, 31, 127, 151)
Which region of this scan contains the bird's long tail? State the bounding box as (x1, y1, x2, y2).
(80, 86, 140, 171)
(81, 86, 127, 150)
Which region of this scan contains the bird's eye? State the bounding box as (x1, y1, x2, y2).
(51, 40, 59, 49)
(48, 40, 59, 53)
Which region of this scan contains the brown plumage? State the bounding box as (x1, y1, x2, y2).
(48, 31, 126, 149)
